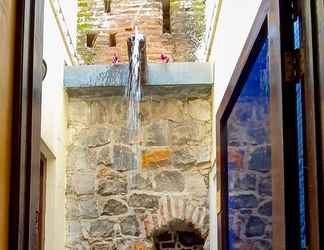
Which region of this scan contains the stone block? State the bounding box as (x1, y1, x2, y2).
(258, 201, 272, 217)
(142, 148, 171, 168)
(228, 194, 258, 209)
(172, 147, 196, 166)
(144, 121, 169, 146)
(249, 146, 271, 173)
(97, 176, 127, 196)
(259, 176, 272, 196)
(154, 170, 185, 192)
(79, 197, 98, 219)
(113, 145, 137, 172)
(66, 196, 80, 220)
(184, 171, 207, 196)
(67, 146, 90, 172)
(73, 172, 95, 195)
(128, 193, 159, 209)
(66, 221, 82, 243)
(97, 146, 113, 166)
(68, 100, 89, 125)
(87, 127, 112, 148)
(245, 216, 266, 237)
(120, 215, 140, 236)
(129, 174, 153, 190)
(89, 219, 115, 238)
(89, 101, 108, 125)
(102, 199, 128, 216)
(187, 99, 211, 121)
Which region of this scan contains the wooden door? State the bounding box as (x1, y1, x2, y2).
(216, 0, 322, 249)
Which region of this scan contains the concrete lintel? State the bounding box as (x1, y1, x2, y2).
(64, 62, 214, 88)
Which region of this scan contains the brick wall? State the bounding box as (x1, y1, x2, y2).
(77, 0, 205, 64)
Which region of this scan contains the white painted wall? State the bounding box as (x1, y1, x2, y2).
(41, 0, 77, 249)
(206, 1, 262, 249)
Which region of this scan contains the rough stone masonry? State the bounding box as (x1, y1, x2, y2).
(65, 93, 211, 249)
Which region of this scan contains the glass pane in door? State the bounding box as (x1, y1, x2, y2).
(226, 37, 272, 250)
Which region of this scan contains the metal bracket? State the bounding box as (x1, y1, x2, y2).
(284, 48, 305, 83)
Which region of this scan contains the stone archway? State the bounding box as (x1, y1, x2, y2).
(152, 219, 205, 250)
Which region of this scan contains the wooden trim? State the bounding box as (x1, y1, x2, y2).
(298, 0, 321, 249)
(9, 0, 45, 249)
(268, 1, 286, 249)
(313, 0, 324, 246)
(216, 0, 287, 249)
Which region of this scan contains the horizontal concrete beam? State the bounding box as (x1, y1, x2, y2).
(64, 63, 213, 97)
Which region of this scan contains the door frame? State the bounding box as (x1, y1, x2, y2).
(216, 0, 323, 249)
(9, 0, 45, 249)
(215, 0, 286, 249)
(313, 0, 324, 244)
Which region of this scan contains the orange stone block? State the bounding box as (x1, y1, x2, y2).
(128, 241, 149, 250)
(142, 148, 171, 168)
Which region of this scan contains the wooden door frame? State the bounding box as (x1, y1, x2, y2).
(9, 0, 45, 249)
(312, 0, 324, 245)
(216, 0, 323, 249)
(215, 0, 286, 249)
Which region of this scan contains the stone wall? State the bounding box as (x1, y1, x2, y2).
(227, 96, 272, 250)
(77, 0, 205, 64)
(65, 93, 211, 249)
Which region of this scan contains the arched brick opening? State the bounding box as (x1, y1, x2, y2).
(152, 219, 205, 250)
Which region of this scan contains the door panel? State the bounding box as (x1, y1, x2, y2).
(0, 0, 16, 249)
(217, 0, 323, 249)
(226, 36, 271, 250)
(216, 0, 286, 249)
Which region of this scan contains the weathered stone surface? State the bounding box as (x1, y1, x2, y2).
(91, 243, 114, 250)
(89, 101, 107, 125)
(144, 122, 168, 146)
(128, 194, 159, 209)
(249, 146, 271, 173)
(68, 100, 89, 125)
(228, 147, 244, 170)
(79, 197, 98, 219)
(66, 197, 80, 220)
(87, 128, 111, 148)
(97, 146, 113, 166)
(154, 171, 185, 192)
(172, 147, 196, 166)
(142, 148, 171, 168)
(113, 145, 136, 171)
(187, 99, 211, 121)
(97, 177, 127, 196)
(196, 145, 210, 164)
(129, 174, 153, 190)
(245, 216, 266, 237)
(258, 201, 272, 216)
(66, 221, 82, 243)
(102, 199, 128, 216)
(229, 194, 258, 209)
(73, 172, 95, 195)
(259, 176, 272, 196)
(89, 219, 115, 238)
(66, 95, 212, 248)
(184, 171, 207, 196)
(70, 241, 90, 250)
(120, 215, 140, 236)
(67, 146, 90, 171)
(233, 174, 257, 191)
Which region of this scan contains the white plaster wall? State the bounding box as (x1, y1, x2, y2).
(41, 0, 77, 249)
(207, 1, 262, 249)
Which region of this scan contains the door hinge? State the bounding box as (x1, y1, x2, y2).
(284, 48, 305, 83)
